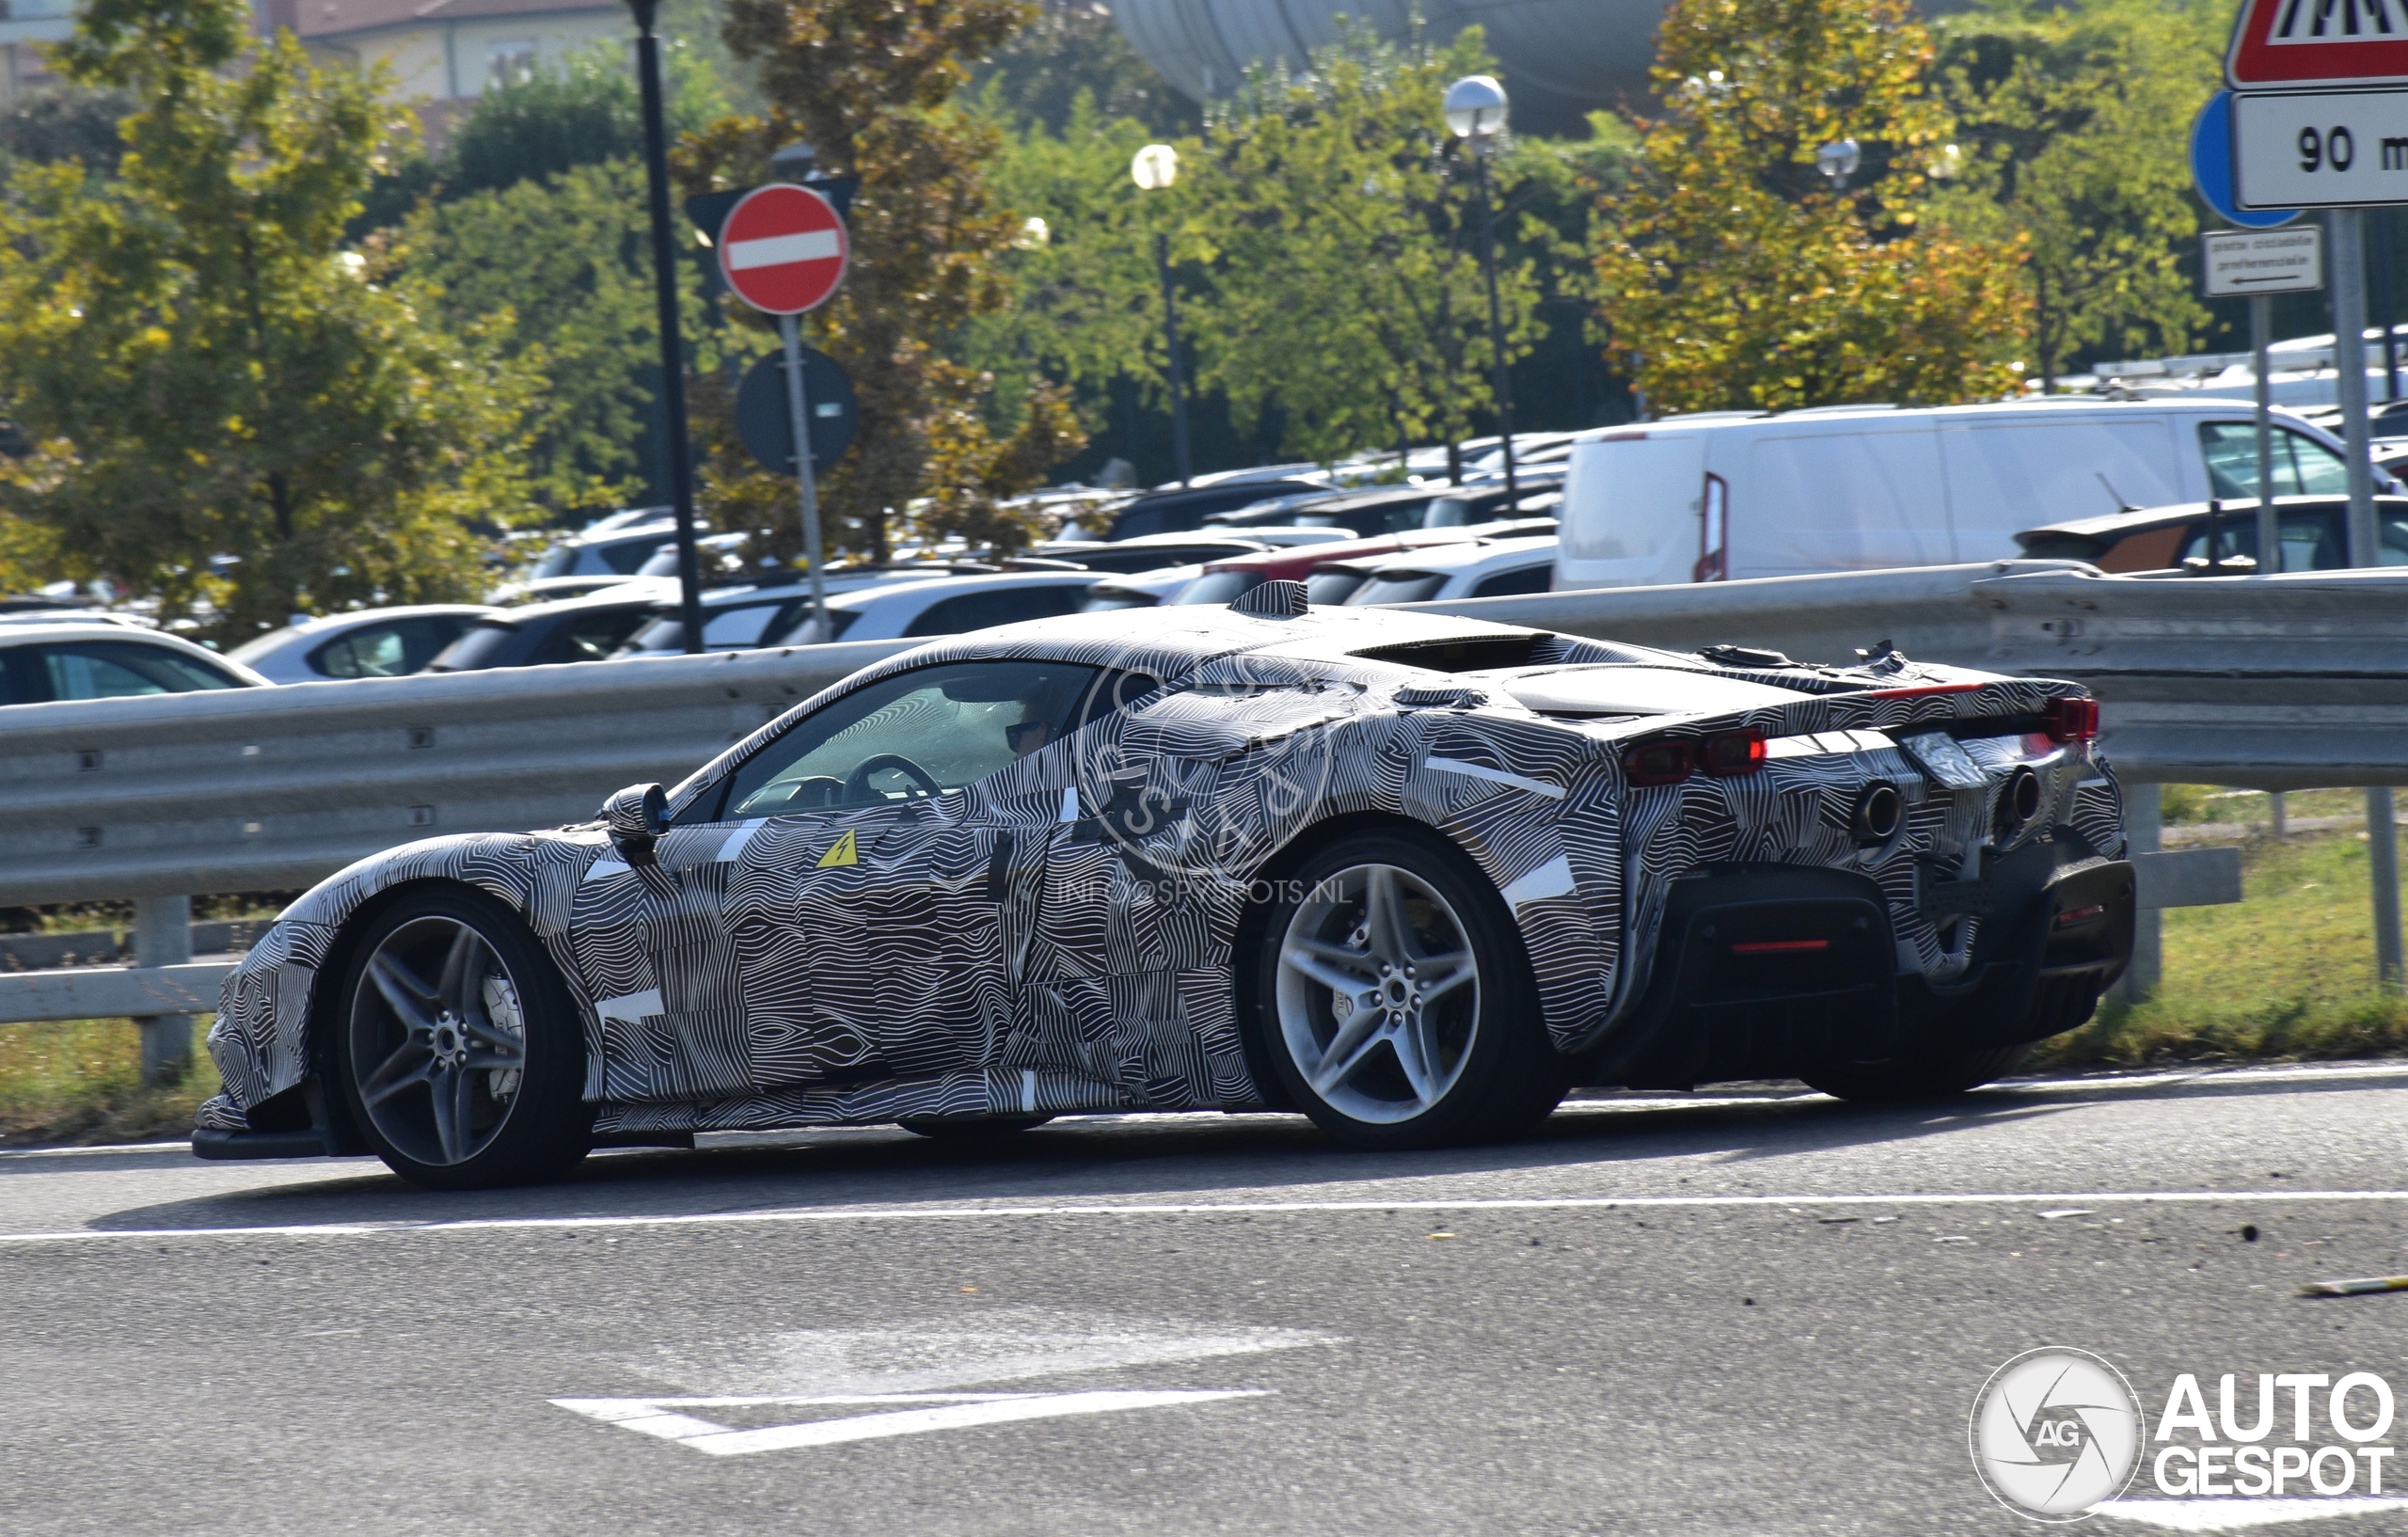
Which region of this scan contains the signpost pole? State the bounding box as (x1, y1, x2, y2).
(2327, 206, 2407, 991)
(2253, 293, 2279, 569)
(626, 0, 705, 656)
(779, 314, 828, 644)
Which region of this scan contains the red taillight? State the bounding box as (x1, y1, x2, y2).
(2044, 696, 2099, 744)
(1701, 728, 1767, 777)
(1624, 737, 1695, 785)
(1731, 939, 1830, 954)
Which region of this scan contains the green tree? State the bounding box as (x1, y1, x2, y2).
(970, 0, 1198, 137)
(686, 0, 1083, 559)
(0, 0, 539, 639)
(390, 157, 699, 516)
(1189, 26, 1547, 467)
(1592, 0, 2030, 413)
(1934, 0, 2224, 389)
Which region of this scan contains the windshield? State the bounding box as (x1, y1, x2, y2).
(430, 619, 519, 671)
(1348, 571, 1449, 606)
(1170, 570, 1263, 606)
(1304, 568, 1370, 605)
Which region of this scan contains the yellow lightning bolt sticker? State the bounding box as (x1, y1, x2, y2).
(816, 829, 858, 868)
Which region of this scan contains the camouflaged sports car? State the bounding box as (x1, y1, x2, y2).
(196, 579, 2133, 1188)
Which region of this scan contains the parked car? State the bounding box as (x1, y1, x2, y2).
(200, 591, 2129, 1185)
(1, 622, 264, 705)
(1029, 533, 1274, 573)
(1079, 565, 1213, 611)
(2014, 495, 2408, 572)
(617, 571, 954, 656)
(1553, 398, 2394, 591)
(1104, 479, 1329, 540)
(1211, 472, 1566, 539)
(633, 531, 757, 582)
(1170, 520, 1560, 608)
(527, 513, 678, 580)
(766, 571, 1109, 643)
(228, 605, 500, 684)
(484, 575, 651, 606)
(427, 584, 678, 672)
(1333, 536, 1561, 605)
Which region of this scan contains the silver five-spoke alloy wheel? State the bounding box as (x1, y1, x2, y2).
(1275, 863, 1481, 1124)
(348, 916, 531, 1166)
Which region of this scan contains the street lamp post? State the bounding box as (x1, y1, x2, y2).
(626, 0, 704, 653)
(1446, 75, 1515, 511)
(1132, 143, 1193, 487)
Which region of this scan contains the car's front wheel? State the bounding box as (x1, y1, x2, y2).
(1255, 828, 1565, 1149)
(333, 887, 593, 1190)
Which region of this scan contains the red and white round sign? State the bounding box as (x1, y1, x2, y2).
(716, 182, 848, 315)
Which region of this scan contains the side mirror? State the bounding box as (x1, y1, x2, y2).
(602, 783, 668, 853)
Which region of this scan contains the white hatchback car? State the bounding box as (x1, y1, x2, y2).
(770, 571, 1107, 643)
(0, 622, 265, 706)
(228, 605, 500, 684)
(1333, 535, 1561, 606)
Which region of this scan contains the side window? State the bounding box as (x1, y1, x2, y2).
(902, 584, 1087, 638)
(1470, 562, 1554, 598)
(2384, 507, 2408, 566)
(699, 601, 795, 649)
(710, 660, 1102, 820)
(40, 642, 239, 699)
(310, 617, 461, 679)
(2199, 422, 2353, 499)
(531, 607, 653, 664)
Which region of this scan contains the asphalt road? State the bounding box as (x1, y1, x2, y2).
(7, 1062, 2408, 1536)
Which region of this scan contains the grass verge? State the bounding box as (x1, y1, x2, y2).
(2037, 820, 2408, 1069)
(0, 1016, 220, 1148)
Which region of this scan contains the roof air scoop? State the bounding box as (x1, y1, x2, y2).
(1229, 578, 1309, 618)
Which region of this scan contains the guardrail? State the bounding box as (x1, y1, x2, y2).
(5, 560, 2399, 1069)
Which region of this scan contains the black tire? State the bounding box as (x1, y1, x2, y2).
(333, 885, 593, 1190)
(897, 1115, 1055, 1141)
(1798, 1042, 2032, 1103)
(1250, 826, 1566, 1149)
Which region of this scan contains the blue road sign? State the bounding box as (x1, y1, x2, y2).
(2193, 88, 2299, 230)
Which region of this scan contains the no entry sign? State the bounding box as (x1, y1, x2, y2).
(716, 182, 848, 315)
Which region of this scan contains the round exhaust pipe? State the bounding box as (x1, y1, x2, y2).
(1997, 766, 2043, 836)
(1851, 781, 1903, 845)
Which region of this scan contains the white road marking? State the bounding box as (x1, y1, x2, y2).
(726, 230, 840, 270)
(553, 1388, 1265, 1455)
(2100, 1497, 2408, 1530)
(9, 1189, 2408, 1245)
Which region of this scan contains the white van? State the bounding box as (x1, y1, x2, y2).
(1552, 398, 2384, 589)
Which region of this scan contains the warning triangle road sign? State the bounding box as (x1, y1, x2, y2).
(2229, 0, 2408, 90)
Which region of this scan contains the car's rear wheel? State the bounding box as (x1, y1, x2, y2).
(334, 887, 592, 1190)
(1798, 1042, 2032, 1102)
(1255, 828, 1565, 1149)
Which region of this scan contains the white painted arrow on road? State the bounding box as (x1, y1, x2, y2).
(552, 1388, 1267, 1456)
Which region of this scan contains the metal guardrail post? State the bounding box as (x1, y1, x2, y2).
(2115, 784, 2162, 1005)
(2370, 789, 2405, 991)
(132, 895, 194, 1084)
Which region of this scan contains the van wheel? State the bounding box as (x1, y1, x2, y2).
(1799, 1043, 2031, 1102)
(1253, 827, 1565, 1149)
(334, 886, 593, 1190)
